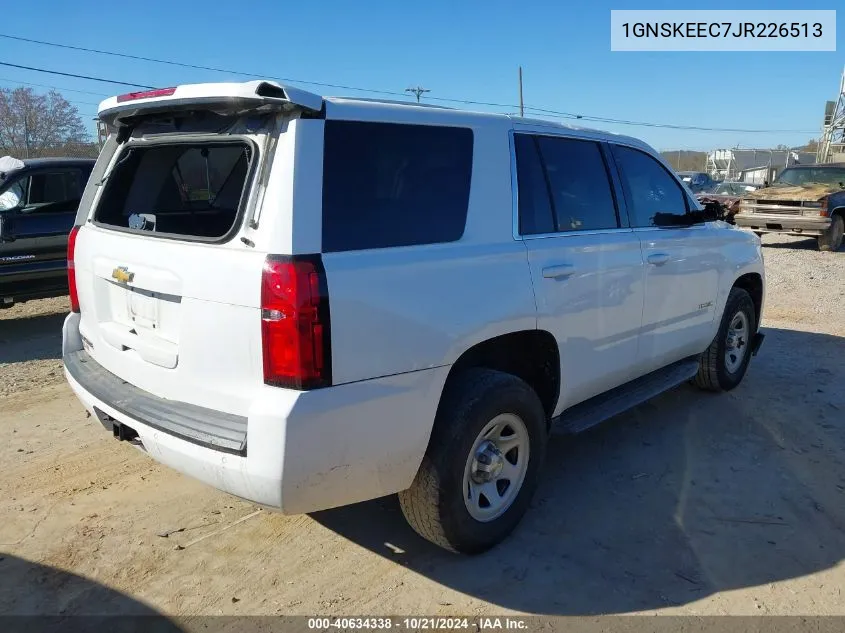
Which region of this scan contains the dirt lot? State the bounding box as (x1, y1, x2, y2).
(1, 233, 844, 618)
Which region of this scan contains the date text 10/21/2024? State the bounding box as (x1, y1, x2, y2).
(307, 618, 529, 630)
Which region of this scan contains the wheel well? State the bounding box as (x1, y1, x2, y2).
(446, 331, 560, 421)
(733, 273, 763, 330)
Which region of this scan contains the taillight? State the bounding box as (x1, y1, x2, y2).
(261, 255, 331, 390)
(116, 87, 177, 102)
(68, 225, 80, 313)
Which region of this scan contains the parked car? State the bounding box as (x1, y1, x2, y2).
(63, 81, 765, 554)
(734, 163, 845, 251)
(677, 170, 717, 194)
(697, 181, 761, 223)
(0, 156, 96, 308)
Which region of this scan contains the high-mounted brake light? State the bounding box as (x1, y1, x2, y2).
(68, 226, 80, 313)
(116, 87, 177, 103)
(261, 255, 331, 390)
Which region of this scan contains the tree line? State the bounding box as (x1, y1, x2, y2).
(0, 86, 100, 159)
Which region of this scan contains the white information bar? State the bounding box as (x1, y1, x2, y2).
(611, 10, 836, 51)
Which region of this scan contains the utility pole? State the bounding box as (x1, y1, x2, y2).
(23, 112, 30, 159)
(405, 86, 430, 103)
(518, 66, 524, 117)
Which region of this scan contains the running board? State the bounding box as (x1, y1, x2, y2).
(552, 357, 700, 435)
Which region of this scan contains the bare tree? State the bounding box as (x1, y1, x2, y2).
(0, 87, 90, 158)
(801, 138, 819, 153)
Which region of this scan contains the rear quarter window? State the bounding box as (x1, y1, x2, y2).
(321, 121, 473, 252)
(94, 142, 252, 240)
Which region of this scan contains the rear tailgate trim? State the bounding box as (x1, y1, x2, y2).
(65, 349, 247, 455)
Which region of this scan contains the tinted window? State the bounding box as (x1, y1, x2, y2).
(322, 121, 473, 252)
(536, 136, 619, 232)
(613, 145, 688, 227)
(27, 170, 84, 212)
(2, 170, 83, 214)
(95, 143, 252, 239)
(514, 134, 554, 235)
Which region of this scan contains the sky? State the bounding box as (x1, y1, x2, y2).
(0, 0, 842, 151)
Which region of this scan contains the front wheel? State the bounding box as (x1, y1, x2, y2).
(818, 214, 844, 252)
(399, 369, 547, 554)
(694, 287, 756, 392)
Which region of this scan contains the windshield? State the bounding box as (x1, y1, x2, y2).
(775, 167, 845, 188)
(713, 182, 756, 195)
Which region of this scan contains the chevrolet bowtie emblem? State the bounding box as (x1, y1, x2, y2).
(111, 266, 134, 284)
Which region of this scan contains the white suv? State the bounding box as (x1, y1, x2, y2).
(63, 80, 765, 553)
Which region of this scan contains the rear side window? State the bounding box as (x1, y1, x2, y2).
(514, 135, 554, 235)
(514, 134, 619, 235)
(95, 143, 252, 240)
(322, 121, 473, 252)
(536, 136, 619, 232)
(612, 145, 688, 227)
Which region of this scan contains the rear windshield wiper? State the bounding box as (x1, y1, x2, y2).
(96, 148, 135, 188)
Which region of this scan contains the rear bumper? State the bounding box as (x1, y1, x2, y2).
(735, 213, 831, 235)
(62, 313, 448, 514)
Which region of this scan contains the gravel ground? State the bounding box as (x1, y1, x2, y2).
(0, 296, 68, 398)
(0, 232, 843, 618)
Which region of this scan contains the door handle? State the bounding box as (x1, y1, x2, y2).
(542, 264, 576, 279)
(647, 253, 670, 266)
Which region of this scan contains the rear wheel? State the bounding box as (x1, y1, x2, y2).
(694, 287, 756, 392)
(399, 369, 547, 554)
(818, 214, 844, 252)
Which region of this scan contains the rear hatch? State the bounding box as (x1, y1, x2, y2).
(73, 81, 321, 417)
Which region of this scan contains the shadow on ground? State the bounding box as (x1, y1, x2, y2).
(761, 236, 841, 252)
(312, 326, 845, 614)
(0, 554, 182, 630)
(0, 312, 65, 364)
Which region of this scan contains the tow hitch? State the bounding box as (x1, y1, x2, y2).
(94, 408, 140, 443)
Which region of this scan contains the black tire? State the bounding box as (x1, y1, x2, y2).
(694, 287, 756, 392)
(398, 369, 547, 554)
(817, 214, 844, 252)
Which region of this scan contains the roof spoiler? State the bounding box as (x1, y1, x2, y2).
(97, 80, 324, 126)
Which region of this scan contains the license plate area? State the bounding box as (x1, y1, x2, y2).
(127, 288, 159, 330)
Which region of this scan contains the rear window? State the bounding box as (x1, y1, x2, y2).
(95, 142, 252, 240)
(321, 121, 473, 252)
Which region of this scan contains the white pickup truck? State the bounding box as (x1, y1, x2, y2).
(62, 81, 765, 554)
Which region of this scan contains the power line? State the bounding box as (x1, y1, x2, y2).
(0, 61, 153, 89)
(0, 76, 109, 97)
(0, 33, 819, 134)
(521, 105, 818, 134)
(0, 78, 101, 106)
(0, 33, 407, 98)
